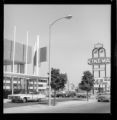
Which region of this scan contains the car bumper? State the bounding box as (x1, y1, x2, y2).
(98, 99, 110, 102)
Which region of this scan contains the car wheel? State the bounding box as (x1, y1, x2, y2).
(100, 99, 103, 102)
(12, 100, 15, 103)
(22, 98, 27, 103)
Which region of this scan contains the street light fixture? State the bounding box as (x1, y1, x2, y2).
(48, 15, 72, 106)
(64, 15, 72, 19)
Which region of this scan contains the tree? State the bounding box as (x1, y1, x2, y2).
(51, 68, 67, 105)
(79, 71, 94, 101)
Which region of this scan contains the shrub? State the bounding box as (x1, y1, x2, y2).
(3, 89, 23, 98)
(3, 89, 12, 99)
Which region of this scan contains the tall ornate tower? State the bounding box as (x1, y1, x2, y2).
(88, 43, 110, 93)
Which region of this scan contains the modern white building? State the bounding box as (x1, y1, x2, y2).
(4, 38, 48, 94)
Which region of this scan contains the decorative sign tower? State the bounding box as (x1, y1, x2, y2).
(88, 43, 110, 93)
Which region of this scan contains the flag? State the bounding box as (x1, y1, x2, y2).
(33, 51, 37, 66)
(33, 35, 40, 75)
(40, 47, 47, 62)
(33, 39, 37, 74)
(33, 47, 47, 65)
(33, 37, 47, 75)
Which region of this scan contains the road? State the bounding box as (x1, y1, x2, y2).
(4, 97, 85, 108)
(46, 102, 110, 113)
(4, 99, 110, 113)
(31, 101, 110, 113)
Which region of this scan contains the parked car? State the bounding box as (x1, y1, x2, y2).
(96, 92, 110, 102)
(51, 91, 76, 98)
(65, 91, 76, 97)
(8, 91, 46, 103)
(56, 92, 66, 98)
(76, 93, 91, 98)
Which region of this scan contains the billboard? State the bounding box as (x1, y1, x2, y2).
(88, 57, 110, 65)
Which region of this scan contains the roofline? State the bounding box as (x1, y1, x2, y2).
(4, 72, 48, 79)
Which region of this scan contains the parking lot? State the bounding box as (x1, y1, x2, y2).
(4, 98, 110, 113)
(4, 97, 86, 108)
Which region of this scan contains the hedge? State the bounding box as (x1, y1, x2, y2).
(3, 89, 24, 99)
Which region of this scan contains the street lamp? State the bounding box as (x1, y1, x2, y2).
(48, 15, 72, 106)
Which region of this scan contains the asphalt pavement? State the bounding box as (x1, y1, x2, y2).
(3, 99, 110, 113)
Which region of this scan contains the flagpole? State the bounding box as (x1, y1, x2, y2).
(37, 35, 39, 76)
(22, 34, 24, 74)
(33, 39, 37, 75)
(25, 31, 28, 94)
(12, 26, 16, 95)
(36, 35, 39, 93)
(33, 42, 35, 75)
(25, 31, 28, 75)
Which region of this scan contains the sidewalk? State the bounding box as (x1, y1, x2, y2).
(4, 99, 97, 113)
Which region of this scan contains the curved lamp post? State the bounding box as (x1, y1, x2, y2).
(48, 15, 72, 106)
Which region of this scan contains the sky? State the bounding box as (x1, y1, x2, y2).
(4, 5, 111, 87)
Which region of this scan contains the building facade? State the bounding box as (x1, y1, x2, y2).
(4, 39, 48, 94)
